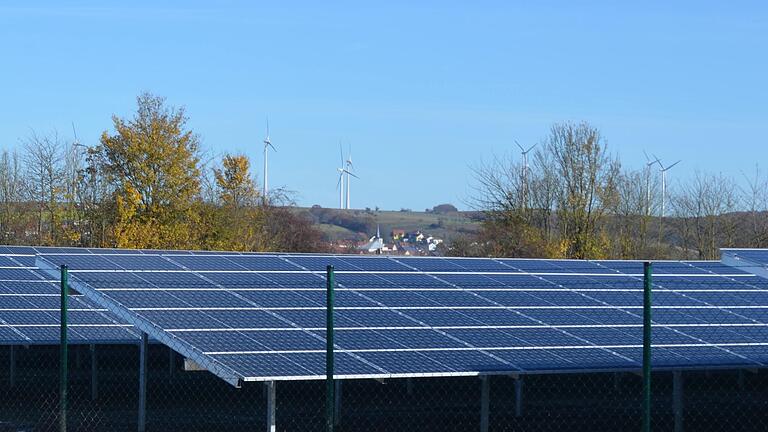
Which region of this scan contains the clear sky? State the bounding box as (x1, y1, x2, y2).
(1, 1, 766, 211)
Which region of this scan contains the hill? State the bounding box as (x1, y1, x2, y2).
(297, 206, 483, 243)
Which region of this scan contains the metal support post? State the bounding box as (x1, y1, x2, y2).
(480, 376, 490, 432)
(169, 347, 175, 378)
(138, 333, 148, 432)
(90, 345, 97, 401)
(406, 378, 413, 395)
(673, 371, 684, 432)
(9, 345, 15, 388)
(642, 261, 653, 432)
(266, 380, 276, 432)
(514, 376, 523, 417)
(334, 380, 342, 426)
(59, 265, 69, 432)
(326, 265, 336, 432)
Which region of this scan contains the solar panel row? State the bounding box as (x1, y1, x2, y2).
(27, 248, 768, 385)
(0, 249, 137, 344)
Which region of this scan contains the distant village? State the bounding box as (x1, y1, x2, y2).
(336, 227, 444, 256)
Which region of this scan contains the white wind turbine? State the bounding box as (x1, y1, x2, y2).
(262, 118, 276, 200)
(515, 141, 536, 209)
(336, 144, 346, 209)
(344, 144, 358, 210)
(335, 143, 358, 210)
(654, 155, 681, 220)
(72, 122, 80, 148)
(643, 151, 660, 216)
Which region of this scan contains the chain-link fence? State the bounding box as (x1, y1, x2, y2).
(2, 343, 278, 431)
(3, 343, 768, 431)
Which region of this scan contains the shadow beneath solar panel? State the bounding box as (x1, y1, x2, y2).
(2, 344, 768, 431)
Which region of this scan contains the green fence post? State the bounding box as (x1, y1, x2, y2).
(326, 265, 336, 432)
(642, 261, 653, 432)
(60, 264, 69, 432)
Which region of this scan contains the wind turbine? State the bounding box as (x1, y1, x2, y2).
(336, 144, 346, 209)
(262, 118, 276, 200)
(515, 141, 536, 209)
(654, 155, 681, 220)
(344, 144, 358, 210)
(643, 151, 660, 216)
(72, 122, 80, 147)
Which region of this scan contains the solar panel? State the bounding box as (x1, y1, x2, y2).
(0, 249, 138, 345)
(28, 248, 768, 386)
(722, 248, 768, 279)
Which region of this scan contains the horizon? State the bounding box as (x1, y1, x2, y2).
(1, 2, 766, 210)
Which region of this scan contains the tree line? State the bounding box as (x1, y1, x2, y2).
(0, 92, 324, 252)
(462, 121, 768, 260)
(4, 98, 765, 259)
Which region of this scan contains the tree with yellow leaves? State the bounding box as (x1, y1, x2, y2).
(206, 153, 269, 251)
(99, 93, 201, 249)
(214, 154, 259, 208)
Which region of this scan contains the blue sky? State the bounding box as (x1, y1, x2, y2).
(1, 2, 766, 210)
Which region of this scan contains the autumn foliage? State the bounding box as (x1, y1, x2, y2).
(0, 92, 322, 253)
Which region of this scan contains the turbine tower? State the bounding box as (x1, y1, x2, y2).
(72, 122, 80, 147)
(654, 155, 681, 243)
(262, 118, 276, 200)
(335, 143, 358, 210)
(515, 141, 536, 209)
(336, 144, 346, 209)
(643, 151, 660, 216)
(345, 145, 357, 210)
(654, 156, 681, 220)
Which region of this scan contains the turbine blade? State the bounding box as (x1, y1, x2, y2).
(525, 144, 536, 153)
(339, 141, 345, 166)
(644, 151, 660, 167)
(515, 140, 524, 152)
(667, 160, 682, 170)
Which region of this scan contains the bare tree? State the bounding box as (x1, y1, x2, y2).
(470, 152, 557, 257)
(529, 148, 559, 240)
(607, 169, 647, 258)
(23, 131, 65, 244)
(470, 122, 620, 258)
(545, 122, 620, 258)
(0, 150, 25, 242)
(470, 154, 525, 216)
(672, 171, 740, 260)
(742, 165, 768, 247)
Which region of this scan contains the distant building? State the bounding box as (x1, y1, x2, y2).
(391, 229, 406, 240)
(359, 225, 385, 254)
(404, 231, 425, 243)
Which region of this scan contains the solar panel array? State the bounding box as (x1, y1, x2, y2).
(31, 248, 768, 385)
(0, 246, 137, 345)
